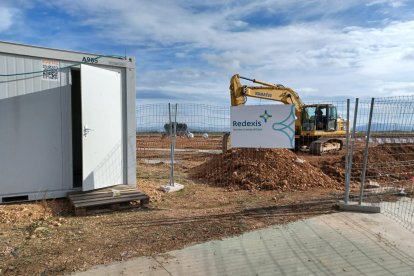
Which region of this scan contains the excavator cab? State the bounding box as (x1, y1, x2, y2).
(302, 104, 338, 132)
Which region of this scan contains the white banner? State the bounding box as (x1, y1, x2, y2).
(231, 105, 295, 148)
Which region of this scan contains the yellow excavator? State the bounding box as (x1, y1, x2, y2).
(230, 74, 347, 155)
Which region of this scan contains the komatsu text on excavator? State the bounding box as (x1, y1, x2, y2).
(230, 74, 346, 155)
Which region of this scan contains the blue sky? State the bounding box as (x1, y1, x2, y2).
(1, 0, 414, 105)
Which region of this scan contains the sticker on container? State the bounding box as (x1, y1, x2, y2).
(42, 59, 59, 81)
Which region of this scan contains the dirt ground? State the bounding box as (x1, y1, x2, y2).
(1, 136, 413, 275)
(0, 178, 339, 275)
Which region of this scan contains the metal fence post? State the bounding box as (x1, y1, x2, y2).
(346, 98, 359, 202)
(344, 99, 351, 204)
(358, 98, 375, 204)
(168, 103, 178, 187)
(168, 103, 173, 186)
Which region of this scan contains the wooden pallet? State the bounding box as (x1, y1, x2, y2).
(68, 185, 149, 216)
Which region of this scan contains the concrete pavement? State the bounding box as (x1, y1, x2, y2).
(73, 211, 414, 276)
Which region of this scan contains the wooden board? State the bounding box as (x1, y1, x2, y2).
(68, 185, 149, 216)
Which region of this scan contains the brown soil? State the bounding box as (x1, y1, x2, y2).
(301, 150, 348, 184)
(304, 144, 414, 187)
(137, 134, 223, 150)
(190, 148, 342, 191)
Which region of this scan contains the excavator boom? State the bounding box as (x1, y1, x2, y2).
(230, 74, 304, 108)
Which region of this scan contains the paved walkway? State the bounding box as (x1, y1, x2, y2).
(73, 212, 414, 276)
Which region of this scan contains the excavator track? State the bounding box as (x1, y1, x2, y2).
(309, 138, 344, 155)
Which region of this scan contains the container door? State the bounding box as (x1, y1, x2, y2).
(80, 64, 123, 191)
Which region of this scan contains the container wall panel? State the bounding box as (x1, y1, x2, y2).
(0, 53, 71, 197)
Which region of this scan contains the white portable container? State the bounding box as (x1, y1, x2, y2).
(0, 41, 137, 202)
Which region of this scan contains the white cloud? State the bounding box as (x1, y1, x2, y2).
(367, 0, 407, 8)
(8, 0, 414, 103)
(374, 81, 414, 96)
(400, 49, 414, 60)
(0, 7, 17, 32)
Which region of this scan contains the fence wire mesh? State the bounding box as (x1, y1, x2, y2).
(137, 102, 345, 194)
(346, 96, 414, 232)
(137, 99, 414, 231)
(136, 104, 230, 188)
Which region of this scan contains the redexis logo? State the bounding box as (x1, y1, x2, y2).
(232, 120, 262, 127)
(259, 110, 272, 123)
(232, 109, 273, 128)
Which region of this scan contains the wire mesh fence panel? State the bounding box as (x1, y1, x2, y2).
(347, 96, 414, 232)
(136, 103, 346, 197)
(346, 98, 375, 202)
(137, 104, 229, 158)
(136, 99, 414, 228)
(136, 104, 231, 187)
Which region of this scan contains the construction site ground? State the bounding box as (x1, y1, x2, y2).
(73, 210, 414, 276)
(0, 135, 413, 275)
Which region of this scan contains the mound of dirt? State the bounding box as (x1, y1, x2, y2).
(190, 148, 341, 191)
(350, 143, 414, 181)
(319, 161, 346, 183)
(312, 144, 414, 184)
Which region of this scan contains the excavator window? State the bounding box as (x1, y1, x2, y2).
(327, 106, 338, 131)
(302, 107, 316, 131)
(303, 106, 336, 131)
(315, 106, 327, 130)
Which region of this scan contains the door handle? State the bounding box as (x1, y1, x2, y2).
(83, 125, 93, 137)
